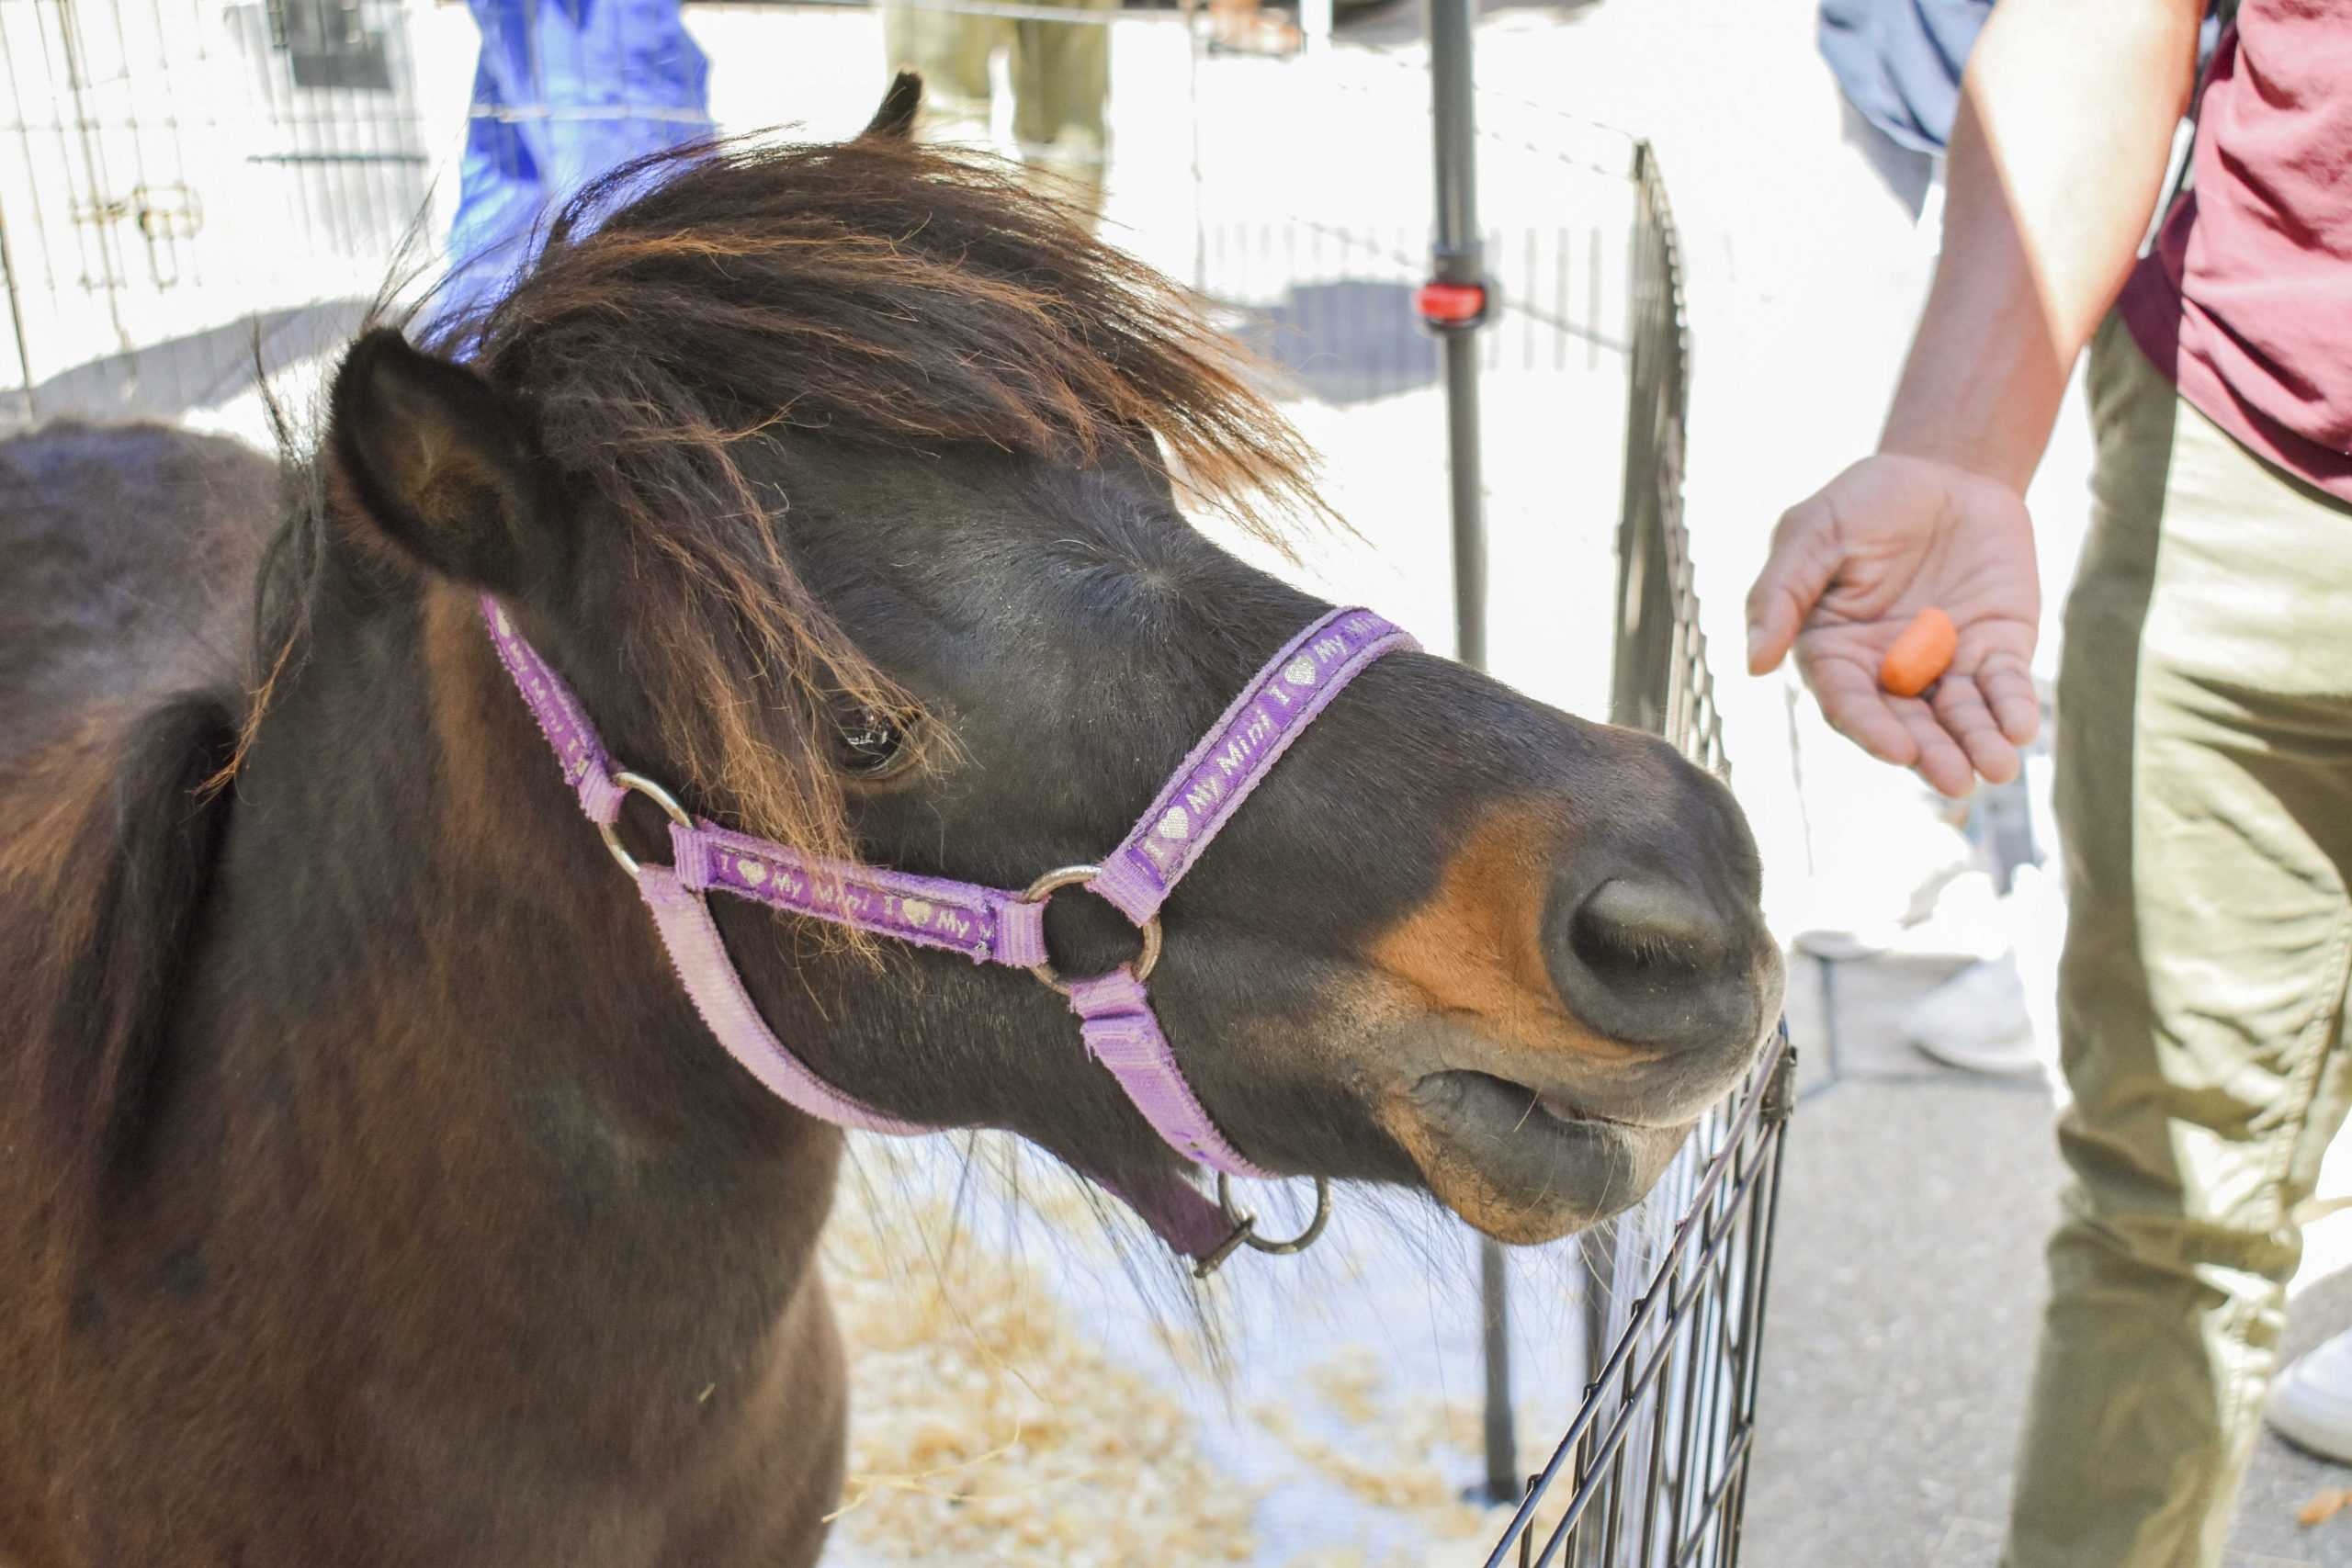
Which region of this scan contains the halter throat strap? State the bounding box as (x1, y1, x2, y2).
(481, 595, 1416, 1268)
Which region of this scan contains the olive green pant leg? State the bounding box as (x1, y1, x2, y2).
(1008, 0, 1114, 210)
(2004, 314, 2352, 1568)
(881, 6, 1008, 145)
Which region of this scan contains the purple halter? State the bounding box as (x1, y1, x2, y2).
(481, 595, 1417, 1273)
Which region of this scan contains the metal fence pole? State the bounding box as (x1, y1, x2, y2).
(1426, 0, 1514, 1506)
(1430, 0, 1486, 675)
(1478, 1224, 1517, 1505)
(0, 207, 37, 423)
(1299, 0, 1333, 55)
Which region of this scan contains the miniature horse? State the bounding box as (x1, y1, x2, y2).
(0, 88, 1781, 1567)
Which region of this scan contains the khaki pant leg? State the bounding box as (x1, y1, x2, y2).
(881, 6, 1007, 145)
(1007, 0, 1114, 211)
(2004, 314, 2352, 1567)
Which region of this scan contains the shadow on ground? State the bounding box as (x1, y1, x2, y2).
(1221, 278, 1439, 404)
(10, 299, 368, 431)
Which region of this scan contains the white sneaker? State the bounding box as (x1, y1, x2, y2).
(1904, 954, 2047, 1077)
(2268, 1328, 2352, 1464)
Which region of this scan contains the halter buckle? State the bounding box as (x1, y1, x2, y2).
(1019, 863, 1163, 997)
(1193, 1174, 1332, 1278)
(598, 772, 693, 878)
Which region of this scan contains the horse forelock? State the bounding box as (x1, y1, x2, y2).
(437, 134, 1324, 531)
(245, 136, 1326, 873)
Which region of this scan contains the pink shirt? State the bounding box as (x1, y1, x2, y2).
(2120, 3, 2352, 502)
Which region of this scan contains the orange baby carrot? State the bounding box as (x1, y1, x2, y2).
(1879, 607, 1957, 697)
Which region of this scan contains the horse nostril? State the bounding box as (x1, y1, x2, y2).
(1570, 878, 1731, 979)
(1548, 874, 1764, 1054)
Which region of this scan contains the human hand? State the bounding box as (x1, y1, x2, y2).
(1745, 453, 2041, 797)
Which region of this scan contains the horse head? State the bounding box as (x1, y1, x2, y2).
(317, 97, 1782, 1252)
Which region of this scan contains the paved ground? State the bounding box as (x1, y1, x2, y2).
(1760, 950, 2352, 1568)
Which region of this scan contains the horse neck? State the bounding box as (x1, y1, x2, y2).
(209, 581, 843, 1359)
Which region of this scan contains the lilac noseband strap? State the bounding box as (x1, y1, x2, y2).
(481, 595, 1416, 1268)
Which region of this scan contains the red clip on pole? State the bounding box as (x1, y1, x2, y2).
(1416, 280, 1488, 328)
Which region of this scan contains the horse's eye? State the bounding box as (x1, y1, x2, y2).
(826, 697, 915, 780)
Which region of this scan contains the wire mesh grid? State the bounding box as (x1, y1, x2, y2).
(0, 0, 432, 421)
(1473, 142, 1792, 1568)
(1484, 1033, 1794, 1568)
(1608, 144, 1720, 776)
(0, 0, 1660, 432)
(1193, 216, 1623, 421)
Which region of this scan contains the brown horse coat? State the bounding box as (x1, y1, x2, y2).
(0, 100, 1779, 1568)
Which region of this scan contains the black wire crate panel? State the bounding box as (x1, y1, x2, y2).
(1609, 145, 1720, 779)
(1478, 141, 1792, 1568)
(1484, 1032, 1794, 1568)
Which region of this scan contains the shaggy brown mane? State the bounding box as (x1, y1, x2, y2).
(254, 133, 1325, 865)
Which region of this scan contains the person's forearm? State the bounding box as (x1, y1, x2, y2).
(1877, 0, 2200, 492)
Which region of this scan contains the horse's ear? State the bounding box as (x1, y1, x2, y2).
(863, 72, 922, 141)
(327, 327, 559, 592)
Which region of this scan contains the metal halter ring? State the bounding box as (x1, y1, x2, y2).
(1194, 1173, 1333, 1276)
(1019, 863, 1163, 997)
(598, 772, 693, 878)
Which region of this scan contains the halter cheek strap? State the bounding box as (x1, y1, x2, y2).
(1092, 608, 1412, 926)
(481, 594, 1417, 1270)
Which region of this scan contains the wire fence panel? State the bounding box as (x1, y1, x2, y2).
(1205, 219, 1623, 409)
(1478, 143, 1791, 1568)
(0, 0, 433, 422)
(1476, 1032, 1792, 1568)
(1606, 143, 1722, 777)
